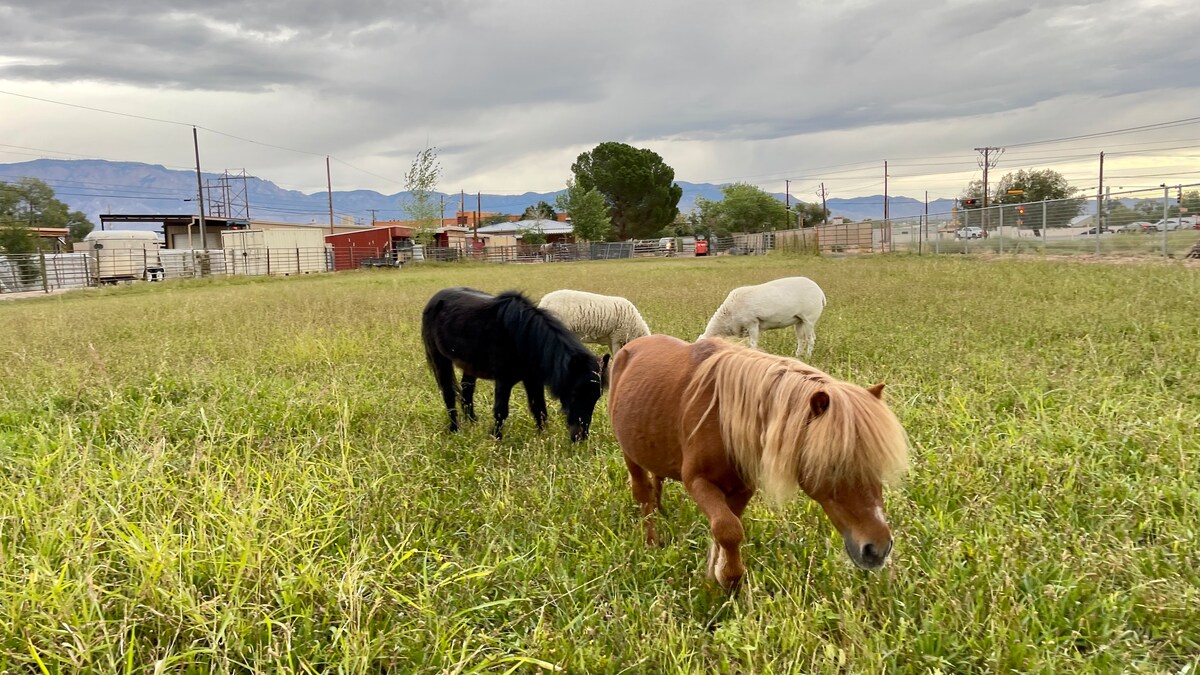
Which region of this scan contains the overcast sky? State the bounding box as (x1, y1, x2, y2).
(2, 0, 1198, 203)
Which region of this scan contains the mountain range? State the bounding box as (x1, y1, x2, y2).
(2, 158, 964, 228)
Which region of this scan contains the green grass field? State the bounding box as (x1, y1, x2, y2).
(2, 255, 1197, 673)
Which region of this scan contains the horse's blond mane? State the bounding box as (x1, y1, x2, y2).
(683, 339, 908, 503)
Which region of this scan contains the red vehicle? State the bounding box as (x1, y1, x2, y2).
(694, 236, 709, 256)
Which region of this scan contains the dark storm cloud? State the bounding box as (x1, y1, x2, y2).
(2, 0, 1198, 192)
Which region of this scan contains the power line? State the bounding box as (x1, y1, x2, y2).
(1003, 115, 1200, 149)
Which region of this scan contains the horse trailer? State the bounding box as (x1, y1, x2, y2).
(73, 230, 165, 283)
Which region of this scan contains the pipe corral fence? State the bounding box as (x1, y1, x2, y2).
(3, 213, 1196, 296)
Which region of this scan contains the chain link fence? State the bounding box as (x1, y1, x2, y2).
(870, 184, 1200, 258)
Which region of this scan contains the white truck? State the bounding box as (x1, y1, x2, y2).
(73, 230, 164, 283)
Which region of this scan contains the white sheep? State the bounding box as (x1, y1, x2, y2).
(537, 289, 651, 355)
(700, 276, 827, 357)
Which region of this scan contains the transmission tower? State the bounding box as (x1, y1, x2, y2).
(202, 169, 252, 222)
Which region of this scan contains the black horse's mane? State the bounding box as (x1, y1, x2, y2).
(493, 290, 595, 397)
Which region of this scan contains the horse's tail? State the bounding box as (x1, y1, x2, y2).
(420, 295, 440, 366)
(421, 295, 459, 397)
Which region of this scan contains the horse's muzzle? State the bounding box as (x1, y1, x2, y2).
(844, 537, 892, 570)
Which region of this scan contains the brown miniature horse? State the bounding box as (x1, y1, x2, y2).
(608, 335, 909, 589)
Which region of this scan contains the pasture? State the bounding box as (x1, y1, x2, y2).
(1, 254, 1197, 673)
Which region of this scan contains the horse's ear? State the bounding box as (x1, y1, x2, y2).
(867, 383, 885, 399)
(810, 391, 830, 418)
(600, 353, 611, 389)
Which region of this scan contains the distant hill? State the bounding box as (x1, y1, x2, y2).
(0, 158, 1019, 227)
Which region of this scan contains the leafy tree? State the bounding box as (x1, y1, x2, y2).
(0, 178, 92, 282)
(519, 225, 547, 246)
(791, 201, 828, 228)
(556, 180, 613, 241)
(962, 169, 1083, 229)
(480, 213, 513, 227)
(3, 177, 97, 249)
(401, 147, 442, 245)
(1104, 202, 1141, 229)
(67, 211, 93, 242)
(521, 201, 557, 221)
(571, 142, 682, 240)
(1170, 189, 1200, 219)
(662, 211, 701, 238)
(690, 183, 793, 234)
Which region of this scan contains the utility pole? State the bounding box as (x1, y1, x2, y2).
(192, 127, 207, 251)
(1095, 151, 1104, 255)
(1162, 184, 1169, 257)
(974, 146, 1003, 234)
(922, 190, 928, 255)
(785, 179, 791, 230)
(326, 156, 335, 235)
(883, 161, 890, 251)
(368, 209, 378, 226)
(815, 183, 829, 225)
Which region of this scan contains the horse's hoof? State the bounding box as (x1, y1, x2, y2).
(719, 571, 744, 592)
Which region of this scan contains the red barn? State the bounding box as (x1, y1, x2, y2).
(325, 226, 414, 270)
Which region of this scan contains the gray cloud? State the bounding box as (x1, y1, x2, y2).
(1, 0, 1198, 196)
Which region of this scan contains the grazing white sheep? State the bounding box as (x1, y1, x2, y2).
(700, 276, 826, 357)
(538, 289, 651, 355)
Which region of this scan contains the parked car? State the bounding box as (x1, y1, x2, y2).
(1150, 218, 1196, 232)
(1118, 221, 1153, 233)
(955, 227, 984, 239)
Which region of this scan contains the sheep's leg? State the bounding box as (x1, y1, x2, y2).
(746, 322, 760, 350)
(794, 320, 815, 358)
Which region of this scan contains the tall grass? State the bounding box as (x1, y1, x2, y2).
(1, 255, 1197, 673)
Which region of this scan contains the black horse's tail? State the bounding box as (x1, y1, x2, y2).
(421, 294, 459, 399)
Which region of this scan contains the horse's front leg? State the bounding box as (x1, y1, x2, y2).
(491, 379, 515, 440)
(523, 378, 548, 432)
(460, 374, 478, 422)
(685, 476, 753, 590)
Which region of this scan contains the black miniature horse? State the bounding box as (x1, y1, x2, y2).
(422, 287, 610, 442)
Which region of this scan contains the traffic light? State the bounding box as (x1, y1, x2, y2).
(962, 198, 978, 207)
(1018, 206, 1025, 215)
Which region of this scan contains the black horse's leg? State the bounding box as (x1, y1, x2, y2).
(491, 379, 515, 440)
(428, 352, 460, 432)
(523, 378, 548, 432)
(460, 374, 478, 422)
